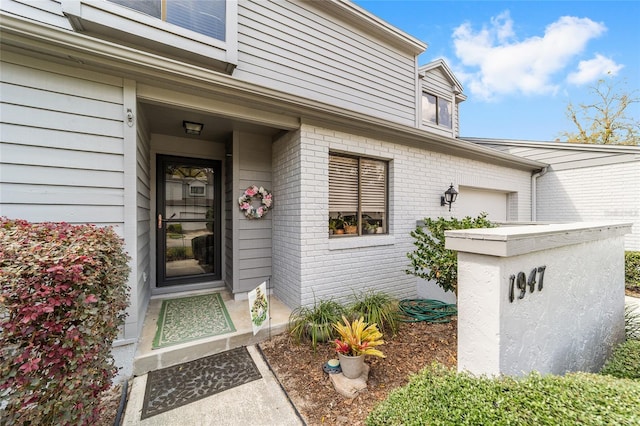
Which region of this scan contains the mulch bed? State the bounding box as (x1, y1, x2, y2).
(259, 319, 457, 426)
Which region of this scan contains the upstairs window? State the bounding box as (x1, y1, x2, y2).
(329, 154, 387, 237)
(109, 0, 226, 41)
(422, 93, 452, 129)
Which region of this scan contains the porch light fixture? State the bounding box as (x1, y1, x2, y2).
(440, 183, 458, 211)
(183, 120, 204, 135)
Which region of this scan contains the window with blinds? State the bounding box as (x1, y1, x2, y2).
(109, 0, 226, 41)
(329, 153, 387, 236)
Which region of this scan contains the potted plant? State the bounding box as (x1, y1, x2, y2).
(343, 215, 358, 234)
(329, 215, 344, 235)
(364, 221, 378, 234)
(333, 316, 385, 378)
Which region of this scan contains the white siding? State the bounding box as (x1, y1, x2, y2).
(271, 124, 532, 307)
(0, 52, 125, 225)
(235, 0, 418, 126)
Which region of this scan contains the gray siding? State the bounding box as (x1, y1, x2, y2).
(235, 0, 418, 126)
(3, 0, 422, 127)
(135, 106, 152, 336)
(1, 0, 72, 29)
(0, 52, 125, 226)
(233, 131, 273, 293)
(474, 141, 640, 171)
(224, 139, 234, 289)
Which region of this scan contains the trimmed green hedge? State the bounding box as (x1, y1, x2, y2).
(600, 339, 640, 380)
(627, 251, 640, 292)
(366, 364, 640, 425)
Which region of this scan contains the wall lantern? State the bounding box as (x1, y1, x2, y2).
(183, 120, 204, 136)
(440, 183, 458, 211)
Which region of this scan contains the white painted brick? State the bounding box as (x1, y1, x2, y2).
(272, 123, 533, 307)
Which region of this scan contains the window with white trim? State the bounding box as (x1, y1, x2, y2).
(329, 153, 387, 236)
(422, 92, 452, 128)
(109, 0, 226, 41)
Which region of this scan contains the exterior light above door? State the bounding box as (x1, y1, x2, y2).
(440, 183, 458, 211)
(183, 120, 204, 135)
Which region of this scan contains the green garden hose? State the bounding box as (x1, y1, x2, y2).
(398, 299, 457, 323)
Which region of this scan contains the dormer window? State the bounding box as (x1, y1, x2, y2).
(109, 0, 226, 41)
(422, 92, 452, 129)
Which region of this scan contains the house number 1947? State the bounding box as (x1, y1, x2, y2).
(509, 266, 546, 303)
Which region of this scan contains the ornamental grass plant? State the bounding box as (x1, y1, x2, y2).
(288, 299, 345, 350)
(348, 291, 400, 337)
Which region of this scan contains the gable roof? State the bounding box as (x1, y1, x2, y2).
(419, 59, 466, 101)
(313, 0, 426, 55)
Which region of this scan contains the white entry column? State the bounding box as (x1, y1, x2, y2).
(446, 222, 631, 376)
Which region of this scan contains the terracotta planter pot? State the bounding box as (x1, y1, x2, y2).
(338, 353, 365, 379)
(344, 225, 357, 234)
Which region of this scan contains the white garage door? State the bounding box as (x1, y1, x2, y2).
(455, 186, 508, 221)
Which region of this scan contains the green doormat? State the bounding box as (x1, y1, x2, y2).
(152, 293, 236, 349)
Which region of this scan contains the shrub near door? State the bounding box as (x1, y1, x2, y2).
(0, 218, 130, 425)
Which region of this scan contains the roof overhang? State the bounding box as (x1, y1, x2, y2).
(310, 0, 426, 55)
(0, 12, 542, 172)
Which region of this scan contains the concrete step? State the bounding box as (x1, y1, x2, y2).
(133, 289, 291, 376)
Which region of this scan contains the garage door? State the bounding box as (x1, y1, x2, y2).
(455, 186, 508, 221)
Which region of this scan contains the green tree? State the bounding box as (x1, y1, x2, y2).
(560, 77, 639, 145)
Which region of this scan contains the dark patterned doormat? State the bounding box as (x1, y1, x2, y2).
(141, 346, 262, 419)
(152, 292, 235, 349)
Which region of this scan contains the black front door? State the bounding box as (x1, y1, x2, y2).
(156, 155, 221, 287)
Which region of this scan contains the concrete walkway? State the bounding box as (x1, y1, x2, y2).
(121, 295, 640, 425)
(123, 345, 304, 425)
(627, 295, 640, 315)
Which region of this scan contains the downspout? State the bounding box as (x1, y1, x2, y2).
(531, 166, 548, 221)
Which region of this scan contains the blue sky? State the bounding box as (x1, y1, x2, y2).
(354, 1, 640, 141)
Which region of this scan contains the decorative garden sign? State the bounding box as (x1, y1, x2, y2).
(248, 281, 269, 335)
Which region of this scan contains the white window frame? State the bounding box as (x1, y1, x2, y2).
(61, 0, 238, 73)
(421, 92, 452, 129)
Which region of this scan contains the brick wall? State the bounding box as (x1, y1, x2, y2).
(536, 162, 640, 251)
(272, 124, 533, 307)
(272, 129, 303, 308)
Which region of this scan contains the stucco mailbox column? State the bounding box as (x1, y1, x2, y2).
(445, 222, 631, 377)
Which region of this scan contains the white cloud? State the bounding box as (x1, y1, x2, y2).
(567, 54, 624, 85)
(452, 12, 607, 101)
